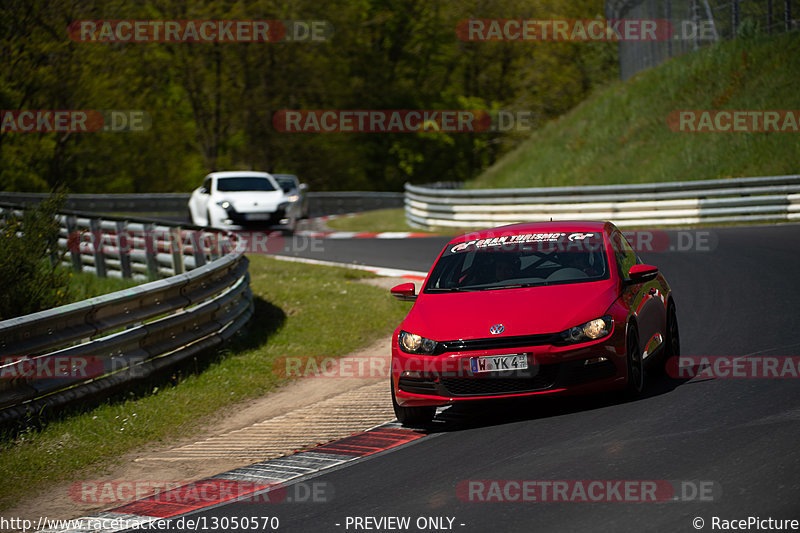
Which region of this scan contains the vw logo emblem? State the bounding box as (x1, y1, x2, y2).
(490, 324, 505, 335)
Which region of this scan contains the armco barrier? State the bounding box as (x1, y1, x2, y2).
(405, 175, 800, 229)
(0, 191, 404, 219)
(0, 205, 253, 424)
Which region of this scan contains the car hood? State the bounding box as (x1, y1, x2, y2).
(215, 191, 284, 212)
(402, 279, 618, 340)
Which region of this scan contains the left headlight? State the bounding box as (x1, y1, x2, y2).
(287, 194, 300, 202)
(216, 200, 231, 209)
(398, 331, 439, 355)
(559, 316, 613, 345)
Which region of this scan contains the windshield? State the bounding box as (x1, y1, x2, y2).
(424, 232, 609, 293)
(216, 176, 277, 192)
(273, 175, 297, 193)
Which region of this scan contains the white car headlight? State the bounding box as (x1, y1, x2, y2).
(287, 194, 300, 203)
(216, 200, 231, 209)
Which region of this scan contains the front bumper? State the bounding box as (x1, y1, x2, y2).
(224, 206, 287, 227)
(392, 329, 627, 407)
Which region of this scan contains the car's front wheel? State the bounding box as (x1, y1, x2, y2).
(625, 327, 644, 397)
(391, 380, 435, 426)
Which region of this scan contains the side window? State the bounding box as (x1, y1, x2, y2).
(612, 232, 638, 280)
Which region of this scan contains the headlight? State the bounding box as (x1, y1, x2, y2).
(559, 316, 612, 344)
(216, 200, 231, 209)
(399, 331, 439, 355)
(287, 194, 299, 202)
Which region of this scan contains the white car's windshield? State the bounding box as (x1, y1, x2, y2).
(216, 177, 277, 192)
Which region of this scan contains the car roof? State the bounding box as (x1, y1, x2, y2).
(447, 221, 614, 244)
(207, 171, 275, 179)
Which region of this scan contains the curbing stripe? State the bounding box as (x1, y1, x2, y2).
(38, 425, 425, 533)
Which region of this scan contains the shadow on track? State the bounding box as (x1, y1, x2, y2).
(415, 368, 694, 434)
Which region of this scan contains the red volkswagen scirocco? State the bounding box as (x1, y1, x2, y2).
(390, 221, 679, 426)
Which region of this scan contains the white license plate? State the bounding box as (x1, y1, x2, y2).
(470, 354, 528, 373)
(245, 213, 271, 221)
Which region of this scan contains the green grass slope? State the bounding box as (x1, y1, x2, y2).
(469, 32, 800, 189)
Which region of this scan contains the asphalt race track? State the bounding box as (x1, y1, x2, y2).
(167, 224, 800, 532)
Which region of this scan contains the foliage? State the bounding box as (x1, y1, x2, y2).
(0, 0, 616, 193)
(0, 192, 69, 319)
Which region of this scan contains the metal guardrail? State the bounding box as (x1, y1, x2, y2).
(0, 205, 254, 424)
(0, 191, 405, 219)
(404, 174, 800, 229)
(307, 191, 404, 217)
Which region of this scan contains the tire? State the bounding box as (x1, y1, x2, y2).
(625, 327, 644, 398)
(391, 380, 435, 426)
(665, 301, 680, 362)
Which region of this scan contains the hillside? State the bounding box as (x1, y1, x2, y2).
(469, 32, 800, 189)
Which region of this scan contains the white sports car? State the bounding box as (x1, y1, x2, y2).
(188, 171, 301, 231)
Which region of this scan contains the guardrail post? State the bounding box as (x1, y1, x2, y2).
(143, 222, 159, 279)
(89, 218, 107, 277)
(116, 220, 132, 279)
(64, 215, 83, 272)
(170, 226, 185, 275)
(209, 232, 222, 261)
(192, 230, 207, 269)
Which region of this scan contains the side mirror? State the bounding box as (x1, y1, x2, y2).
(391, 282, 417, 302)
(199, 187, 209, 194)
(299, 183, 308, 191)
(627, 264, 659, 283)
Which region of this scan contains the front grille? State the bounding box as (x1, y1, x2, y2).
(437, 333, 560, 354)
(441, 364, 559, 396)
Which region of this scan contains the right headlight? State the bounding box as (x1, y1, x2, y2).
(558, 316, 613, 345)
(398, 331, 439, 355)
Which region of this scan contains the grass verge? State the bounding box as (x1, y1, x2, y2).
(325, 208, 477, 236)
(469, 33, 800, 189)
(0, 255, 409, 511)
(64, 270, 140, 302)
